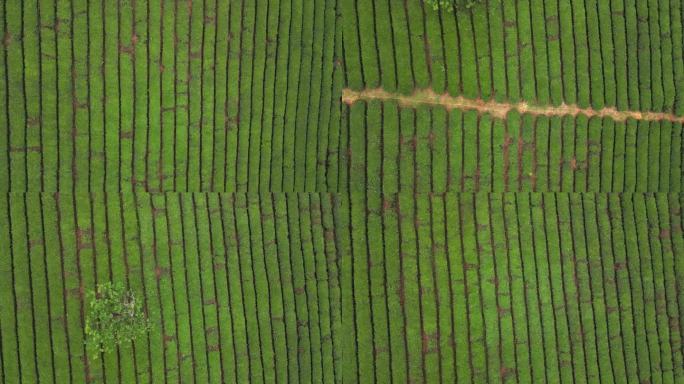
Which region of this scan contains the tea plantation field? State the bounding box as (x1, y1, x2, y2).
(0, 0, 343, 193)
(1, 0, 683, 383)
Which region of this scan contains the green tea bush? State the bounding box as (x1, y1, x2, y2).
(85, 282, 150, 356)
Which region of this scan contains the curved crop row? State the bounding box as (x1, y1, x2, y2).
(342, 101, 681, 193)
(343, 0, 684, 116)
(0, 193, 343, 383)
(341, 191, 684, 383)
(0, 0, 343, 193)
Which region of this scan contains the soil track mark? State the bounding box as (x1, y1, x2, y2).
(342, 88, 684, 123)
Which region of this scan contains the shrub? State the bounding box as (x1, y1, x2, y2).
(85, 282, 150, 357)
(424, 0, 483, 12)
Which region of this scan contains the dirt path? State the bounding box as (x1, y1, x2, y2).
(342, 88, 684, 124)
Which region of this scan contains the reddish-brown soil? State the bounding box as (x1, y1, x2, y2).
(342, 88, 684, 123)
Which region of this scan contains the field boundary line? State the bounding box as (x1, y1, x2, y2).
(342, 88, 684, 123)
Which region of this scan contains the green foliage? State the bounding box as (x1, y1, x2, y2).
(423, 0, 483, 12)
(85, 282, 150, 357)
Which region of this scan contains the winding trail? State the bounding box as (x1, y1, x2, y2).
(342, 88, 684, 123)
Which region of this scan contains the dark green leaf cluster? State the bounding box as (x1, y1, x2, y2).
(85, 282, 150, 357)
(423, 0, 483, 12)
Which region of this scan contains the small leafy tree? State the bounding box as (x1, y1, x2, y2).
(424, 0, 484, 12)
(85, 282, 150, 357)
